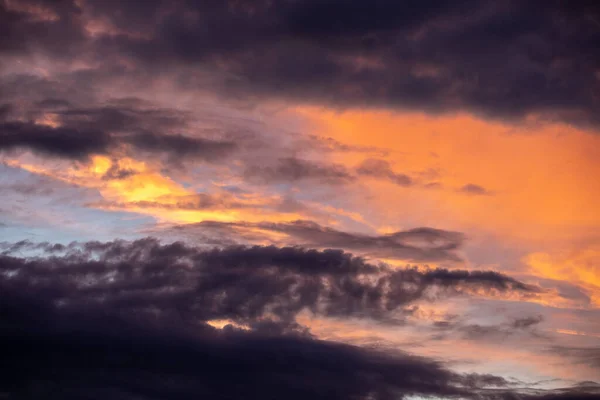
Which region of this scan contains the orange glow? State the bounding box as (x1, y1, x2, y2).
(526, 248, 600, 307)
(556, 329, 600, 338)
(206, 319, 250, 330)
(293, 107, 600, 241)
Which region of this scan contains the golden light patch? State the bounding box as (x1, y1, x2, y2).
(206, 319, 250, 331)
(8, 155, 309, 225)
(525, 248, 600, 307)
(34, 114, 60, 128)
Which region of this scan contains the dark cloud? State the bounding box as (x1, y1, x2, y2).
(35, 98, 72, 109)
(0, 239, 594, 400)
(5, 1, 599, 127)
(0, 101, 236, 162)
(512, 315, 544, 329)
(0, 103, 13, 120)
(459, 184, 492, 196)
(244, 157, 355, 185)
(54, 104, 188, 133)
(0, 239, 540, 327)
(68, 0, 600, 128)
(0, 285, 499, 400)
(0, 0, 85, 57)
(124, 131, 237, 162)
(0, 121, 112, 160)
(357, 158, 413, 186)
(100, 163, 137, 180)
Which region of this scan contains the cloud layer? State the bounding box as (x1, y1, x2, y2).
(1, 239, 596, 400)
(4, 0, 599, 127)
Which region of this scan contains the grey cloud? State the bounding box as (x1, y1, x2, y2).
(170, 220, 467, 263)
(431, 314, 546, 341)
(357, 158, 413, 187)
(512, 315, 544, 329)
(548, 347, 600, 370)
(124, 131, 237, 162)
(295, 135, 389, 156)
(244, 157, 355, 185)
(459, 184, 492, 196)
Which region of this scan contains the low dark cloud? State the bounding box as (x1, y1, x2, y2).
(0, 238, 540, 326)
(0, 285, 500, 400)
(0, 121, 112, 160)
(0, 239, 594, 400)
(5, 1, 600, 128)
(54, 105, 187, 136)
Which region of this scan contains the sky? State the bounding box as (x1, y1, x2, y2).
(1, 0, 599, 399)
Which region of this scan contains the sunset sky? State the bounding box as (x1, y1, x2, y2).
(1, 1, 599, 399)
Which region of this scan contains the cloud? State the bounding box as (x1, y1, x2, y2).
(244, 157, 355, 185)
(0, 121, 112, 160)
(0, 0, 85, 58)
(357, 158, 413, 187)
(296, 135, 389, 156)
(0, 239, 594, 400)
(124, 131, 237, 162)
(0, 285, 504, 400)
(458, 184, 492, 196)
(28, 0, 597, 127)
(5, 1, 600, 127)
(512, 315, 544, 329)
(548, 347, 600, 370)
(454, 319, 545, 341)
(0, 239, 540, 326)
(166, 220, 467, 262)
(0, 101, 237, 162)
